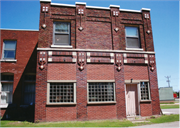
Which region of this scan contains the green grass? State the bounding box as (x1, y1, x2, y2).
(160, 102, 175, 104)
(160, 104, 179, 109)
(1, 114, 179, 127)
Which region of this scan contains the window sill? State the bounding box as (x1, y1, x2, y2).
(0, 59, 17, 62)
(126, 48, 143, 51)
(0, 104, 8, 108)
(51, 45, 73, 49)
(140, 100, 151, 103)
(46, 102, 76, 105)
(88, 101, 116, 105)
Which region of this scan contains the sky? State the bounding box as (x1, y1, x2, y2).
(0, 0, 179, 91)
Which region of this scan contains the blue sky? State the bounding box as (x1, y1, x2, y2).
(1, 0, 179, 91)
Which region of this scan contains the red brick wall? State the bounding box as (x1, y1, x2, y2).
(46, 106, 77, 122)
(87, 105, 117, 120)
(86, 21, 112, 49)
(0, 30, 38, 117)
(47, 63, 76, 80)
(87, 64, 114, 80)
(124, 65, 149, 80)
(140, 102, 152, 116)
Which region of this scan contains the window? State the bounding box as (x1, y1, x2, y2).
(140, 82, 150, 100)
(47, 83, 76, 104)
(0, 74, 13, 107)
(2, 40, 17, 59)
(88, 82, 115, 103)
(53, 22, 70, 45)
(24, 75, 36, 105)
(125, 27, 140, 48)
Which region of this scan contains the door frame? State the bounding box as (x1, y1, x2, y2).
(125, 83, 141, 116)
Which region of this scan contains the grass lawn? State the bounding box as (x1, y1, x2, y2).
(160, 104, 179, 109)
(0, 114, 179, 127)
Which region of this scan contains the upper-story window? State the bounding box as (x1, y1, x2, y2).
(53, 22, 71, 46)
(2, 40, 17, 59)
(125, 27, 140, 48)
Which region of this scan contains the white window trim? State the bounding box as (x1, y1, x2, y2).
(53, 22, 71, 46)
(125, 26, 141, 49)
(139, 82, 151, 102)
(0, 79, 13, 108)
(46, 82, 76, 105)
(0, 59, 17, 62)
(87, 82, 116, 104)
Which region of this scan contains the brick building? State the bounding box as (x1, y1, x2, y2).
(0, 0, 161, 122)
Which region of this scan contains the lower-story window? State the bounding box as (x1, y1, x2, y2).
(140, 82, 150, 100)
(47, 83, 76, 104)
(0, 74, 13, 107)
(88, 82, 115, 102)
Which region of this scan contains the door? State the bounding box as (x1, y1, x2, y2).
(126, 84, 139, 116)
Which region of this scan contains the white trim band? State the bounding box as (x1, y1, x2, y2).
(40, 0, 51, 2)
(51, 45, 73, 49)
(109, 5, 120, 8)
(47, 80, 77, 83)
(51, 3, 76, 7)
(87, 80, 115, 82)
(75, 2, 86, 5)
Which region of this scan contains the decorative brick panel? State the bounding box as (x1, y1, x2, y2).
(140, 102, 152, 116)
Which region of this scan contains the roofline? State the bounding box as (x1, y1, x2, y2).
(40, 0, 51, 2)
(0, 28, 39, 31)
(50, 2, 150, 13)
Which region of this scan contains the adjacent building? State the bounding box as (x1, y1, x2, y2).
(0, 0, 161, 122)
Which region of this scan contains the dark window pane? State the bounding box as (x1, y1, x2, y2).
(1, 75, 14, 81)
(4, 50, 15, 58)
(55, 34, 69, 45)
(126, 38, 139, 48)
(4, 41, 16, 49)
(55, 23, 68, 33)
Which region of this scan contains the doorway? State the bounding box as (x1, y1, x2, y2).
(126, 84, 139, 116)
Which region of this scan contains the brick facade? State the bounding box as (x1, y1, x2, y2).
(0, 0, 161, 122)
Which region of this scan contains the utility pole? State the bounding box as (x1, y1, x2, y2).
(165, 76, 171, 87)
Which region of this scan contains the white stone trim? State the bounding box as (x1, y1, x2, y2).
(141, 8, 151, 11)
(87, 52, 91, 57)
(0, 104, 8, 108)
(37, 48, 156, 54)
(72, 58, 76, 62)
(48, 51, 52, 56)
(51, 45, 73, 49)
(124, 59, 127, 63)
(87, 59, 91, 62)
(72, 52, 76, 56)
(51, 3, 76, 7)
(48, 58, 52, 62)
(111, 59, 114, 63)
(126, 48, 143, 51)
(47, 80, 76, 83)
(86, 6, 110, 10)
(87, 101, 116, 104)
(145, 60, 148, 64)
(0, 28, 39, 31)
(120, 9, 141, 13)
(40, 0, 51, 2)
(110, 53, 114, 57)
(109, 5, 120, 8)
(144, 54, 148, 58)
(0, 59, 17, 62)
(87, 80, 115, 82)
(125, 80, 149, 84)
(75, 2, 86, 5)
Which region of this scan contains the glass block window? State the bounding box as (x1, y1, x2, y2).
(125, 27, 140, 48)
(140, 82, 150, 100)
(0, 74, 14, 105)
(24, 75, 36, 105)
(53, 22, 70, 45)
(3, 40, 17, 59)
(88, 83, 115, 102)
(49, 83, 74, 103)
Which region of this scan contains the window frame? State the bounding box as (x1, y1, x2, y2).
(139, 82, 151, 102)
(125, 26, 141, 49)
(53, 22, 71, 46)
(0, 74, 14, 108)
(2, 40, 17, 60)
(46, 81, 76, 105)
(87, 81, 116, 104)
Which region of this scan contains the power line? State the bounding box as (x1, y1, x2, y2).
(165, 76, 171, 87)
